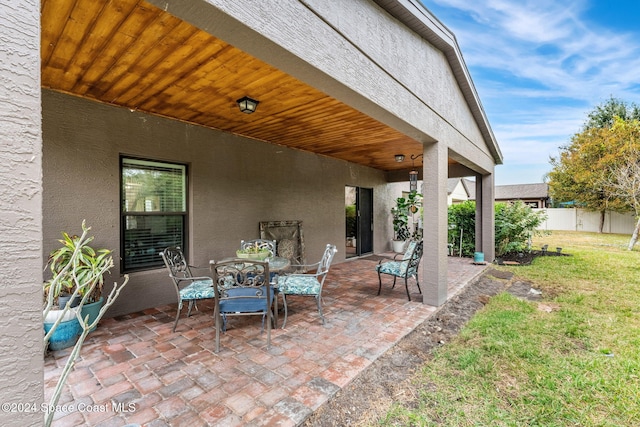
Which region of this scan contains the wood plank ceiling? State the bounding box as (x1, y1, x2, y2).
(41, 0, 431, 172)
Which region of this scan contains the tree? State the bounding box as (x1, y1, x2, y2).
(601, 119, 640, 249)
(583, 96, 640, 130)
(548, 126, 625, 231)
(548, 98, 640, 232)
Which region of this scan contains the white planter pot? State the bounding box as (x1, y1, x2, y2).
(392, 240, 407, 253)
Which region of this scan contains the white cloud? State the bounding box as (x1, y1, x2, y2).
(422, 0, 640, 184)
(432, 0, 640, 103)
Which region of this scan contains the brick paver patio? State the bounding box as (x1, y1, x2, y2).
(44, 255, 487, 426)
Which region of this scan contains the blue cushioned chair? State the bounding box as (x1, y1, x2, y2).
(210, 259, 274, 352)
(278, 244, 338, 328)
(160, 247, 215, 332)
(375, 240, 423, 301)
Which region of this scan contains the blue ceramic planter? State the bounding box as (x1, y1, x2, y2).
(44, 312, 81, 351)
(80, 297, 104, 332)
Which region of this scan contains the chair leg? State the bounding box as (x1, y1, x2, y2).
(186, 300, 195, 317)
(260, 309, 276, 333)
(221, 313, 228, 332)
(391, 276, 397, 289)
(214, 308, 221, 353)
(377, 271, 383, 295)
(265, 310, 271, 350)
(415, 276, 422, 294)
(316, 295, 325, 325)
(172, 300, 183, 332)
(272, 288, 278, 329)
(281, 293, 289, 328)
(404, 277, 411, 301)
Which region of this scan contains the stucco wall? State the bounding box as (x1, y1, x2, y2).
(0, 1, 43, 425)
(302, 0, 487, 154)
(43, 90, 393, 317)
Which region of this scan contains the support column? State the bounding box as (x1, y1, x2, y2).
(422, 141, 448, 306)
(475, 173, 495, 262)
(0, 1, 44, 426)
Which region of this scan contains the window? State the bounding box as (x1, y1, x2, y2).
(121, 157, 187, 272)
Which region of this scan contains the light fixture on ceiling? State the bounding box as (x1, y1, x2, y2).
(394, 154, 405, 162)
(236, 96, 259, 114)
(409, 154, 423, 192)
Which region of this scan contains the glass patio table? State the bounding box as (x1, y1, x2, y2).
(219, 256, 290, 272)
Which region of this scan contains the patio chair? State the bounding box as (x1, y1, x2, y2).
(277, 244, 338, 328)
(209, 259, 275, 352)
(159, 247, 215, 332)
(375, 240, 423, 301)
(240, 238, 281, 287)
(240, 239, 277, 257)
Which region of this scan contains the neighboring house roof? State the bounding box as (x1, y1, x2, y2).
(447, 178, 474, 197)
(447, 178, 461, 194)
(467, 183, 549, 201)
(495, 183, 549, 200)
(462, 178, 475, 198)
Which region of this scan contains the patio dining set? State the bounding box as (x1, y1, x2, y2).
(159, 237, 425, 353)
(159, 240, 338, 352)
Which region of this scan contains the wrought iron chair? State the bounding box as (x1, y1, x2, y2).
(209, 259, 274, 352)
(240, 239, 277, 257)
(277, 244, 338, 328)
(159, 247, 215, 332)
(240, 238, 280, 290)
(375, 240, 423, 301)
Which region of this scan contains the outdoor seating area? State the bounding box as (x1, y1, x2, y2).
(44, 255, 487, 426)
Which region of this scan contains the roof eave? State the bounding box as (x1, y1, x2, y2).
(373, 0, 503, 165)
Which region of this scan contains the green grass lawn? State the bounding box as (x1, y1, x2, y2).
(381, 231, 640, 426)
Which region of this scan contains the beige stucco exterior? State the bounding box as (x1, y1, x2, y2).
(1, 1, 44, 425)
(0, 0, 501, 422)
(42, 90, 398, 316)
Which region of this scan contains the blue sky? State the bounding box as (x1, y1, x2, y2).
(419, 0, 640, 186)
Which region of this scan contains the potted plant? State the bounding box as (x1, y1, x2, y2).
(42, 221, 130, 427)
(391, 196, 411, 252)
(391, 191, 423, 252)
(44, 223, 113, 345)
(236, 245, 271, 260)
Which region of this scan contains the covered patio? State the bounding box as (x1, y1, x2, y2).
(2, 0, 503, 423)
(45, 257, 487, 426)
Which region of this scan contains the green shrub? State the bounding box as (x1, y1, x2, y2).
(495, 200, 547, 256)
(345, 204, 357, 238)
(447, 200, 547, 257)
(448, 201, 476, 256)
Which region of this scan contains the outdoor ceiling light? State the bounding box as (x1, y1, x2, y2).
(394, 154, 405, 162)
(236, 96, 259, 114)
